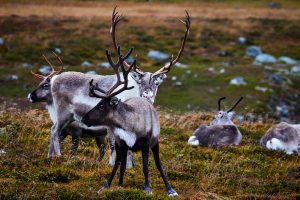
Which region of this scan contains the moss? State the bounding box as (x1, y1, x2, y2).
(38, 168, 80, 183)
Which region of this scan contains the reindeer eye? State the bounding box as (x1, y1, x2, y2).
(42, 83, 50, 89)
(98, 103, 105, 110)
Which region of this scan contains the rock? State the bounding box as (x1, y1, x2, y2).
(193, 74, 198, 78)
(147, 50, 169, 62)
(269, 1, 281, 9)
(85, 71, 97, 75)
(21, 63, 31, 69)
(230, 77, 247, 86)
(208, 67, 215, 73)
(6, 74, 19, 81)
(255, 86, 270, 93)
(264, 66, 274, 71)
(217, 50, 227, 57)
(0, 127, 6, 135)
(98, 62, 110, 69)
(174, 62, 188, 68)
(171, 76, 177, 81)
(173, 81, 183, 86)
(185, 70, 191, 74)
(0, 149, 6, 156)
(125, 56, 135, 65)
(253, 53, 277, 65)
(267, 74, 282, 84)
(81, 61, 92, 67)
(238, 37, 247, 44)
(54, 48, 62, 54)
(246, 45, 262, 58)
(39, 65, 51, 75)
(219, 68, 225, 74)
(276, 102, 289, 117)
(278, 56, 297, 65)
(0, 38, 4, 45)
(291, 66, 300, 73)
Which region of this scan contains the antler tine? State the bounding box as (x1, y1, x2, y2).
(48, 51, 64, 78)
(151, 10, 191, 78)
(218, 97, 226, 111)
(31, 70, 46, 79)
(227, 97, 243, 113)
(89, 79, 107, 98)
(110, 6, 144, 75)
(42, 54, 56, 73)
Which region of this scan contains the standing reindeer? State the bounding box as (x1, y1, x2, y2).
(260, 122, 300, 154)
(29, 7, 190, 161)
(28, 52, 107, 161)
(188, 97, 243, 147)
(82, 47, 178, 197)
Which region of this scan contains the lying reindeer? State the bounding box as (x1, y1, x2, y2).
(188, 97, 243, 147)
(28, 52, 107, 161)
(28, 7, 191, 163)
(260, 122, 300, 154)
(82, 46, 178, 197)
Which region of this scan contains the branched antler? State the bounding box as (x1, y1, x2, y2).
(31, 51, 64, 80)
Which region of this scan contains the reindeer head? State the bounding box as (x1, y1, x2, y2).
(28, 52, 64, 103)
(82, 46, 135, 126)
(210, 97, 243, 126)
(110, 7, 190, 103)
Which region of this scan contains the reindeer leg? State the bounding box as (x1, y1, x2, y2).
(118, 141, 128, 188)
(47, 123, 57, 158)
(126, 150, 134, 168)
(151, 143, 178, 197)
(107, 128, 116, 166)
(95, 136, 106, 162)
(142, 146, 151, 195)
(70, 136, 80, 157)
(99, 143, 121, 194)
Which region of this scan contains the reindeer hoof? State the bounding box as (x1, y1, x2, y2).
(167, 188, 178, 197)
(97, 183, 109, 195)
(143, 186, 152, 195)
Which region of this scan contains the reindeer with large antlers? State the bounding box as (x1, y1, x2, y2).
(111, 7, 190, 104)
(28, 52, 107, 161)
(82, 46, 178, 197)
(28, 8, 190, 164)
(188, 97, 243, 147)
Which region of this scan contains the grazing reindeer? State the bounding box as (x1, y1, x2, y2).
(260, 122, 300, 154)
(188, 97, 243, 147)
(82, 48, 178, 197)
(28, 52, 107, 161)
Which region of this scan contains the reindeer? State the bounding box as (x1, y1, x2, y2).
(260, 122, 300, 154)
(29, 7, 190, 162)
(188, 97, 243, 147)
(82, 47, 178, 197)
(28, 52, 107, 161)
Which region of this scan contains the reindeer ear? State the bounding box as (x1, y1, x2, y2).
(154, 73, 167, 85)
(130, 72, 142, 84)
(110, 97, 120, 107)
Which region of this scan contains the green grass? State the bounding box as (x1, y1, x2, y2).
(0, 108, 299, 199)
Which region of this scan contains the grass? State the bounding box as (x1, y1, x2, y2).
(0, 107, 299, 199)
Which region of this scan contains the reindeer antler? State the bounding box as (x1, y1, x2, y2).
(31, 51, 64, 80)
(227, 97, 243, 113)
(111, 8, 191, 77)
(89, 46, 135, 99)
(150, 10, 191, 79)
(218, 97, 226, 111)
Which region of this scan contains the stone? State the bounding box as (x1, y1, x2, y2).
(291, 66, 300, 73)
(39, 65, 51, 75)
(278, 56, 297, 65)
(171, 76, 177, 81)
(253, 53, 277, 65)
(81, 61, 92, 67)
(238, 37, 247, 44)
(54, 48, 62, 54)
(173, 81, 183, 86)
(255, 86, 270, 93)
(0, 38, 4, 45)
(230, 77, 247, 86)
(85, 71, 97, 75)
(147, 50, 169, 62)
(208, 67, 215, 73)
(7, 74, 19, 81)
(98, 62, 110, 69)
(219, 68, 225, 74)
(21, 63, 31, 69)
(246, 45, 262, 58)
(267, 74, 282, 84)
